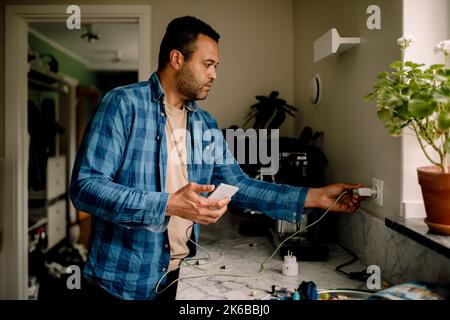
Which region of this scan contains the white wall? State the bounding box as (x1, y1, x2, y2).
(401, 0, 450, 218)
(293, 0, 404, 218)
(149, 0, 296, 137)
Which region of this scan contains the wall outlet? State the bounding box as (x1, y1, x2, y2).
(372, 178, 384, 207)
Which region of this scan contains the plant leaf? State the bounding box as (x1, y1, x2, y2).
(269, 91, 279, 99)
(438, 111, 450, 131)
(267, 109, 286, 130)
(405, 61, 424, 69)
(408, 99, 434, 118)
(429, 64, 446, 70)
(395, 104, 410, 120)
(284, 104, 298, 111)
(377, 109, 393, 122)
(389, 61, 403, 70)
(364, 91, 377, 102)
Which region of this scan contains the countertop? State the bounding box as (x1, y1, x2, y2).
(385, 217, 450, 258)
(175, 213, 368, 300)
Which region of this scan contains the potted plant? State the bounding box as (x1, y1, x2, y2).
(365, 36, 450, 235)
(243, 91, 298, 130)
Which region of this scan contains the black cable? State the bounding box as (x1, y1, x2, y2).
(335, 243, 370, 282)
(335, 243, 358, 276)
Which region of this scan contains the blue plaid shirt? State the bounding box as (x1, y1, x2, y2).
(69, 72, 309, 300)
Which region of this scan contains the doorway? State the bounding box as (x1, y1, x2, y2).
(2, 4, 151, 299)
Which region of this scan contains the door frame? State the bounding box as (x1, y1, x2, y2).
(2, 4, 151, 299)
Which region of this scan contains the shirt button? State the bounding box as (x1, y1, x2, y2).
(164, 243, 169, 249)
(160, 112, 165, 117)
(161, 267, 167, 272)
(156, 136, 160, 140)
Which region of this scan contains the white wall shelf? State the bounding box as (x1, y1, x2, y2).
(314, 28, 360, 63)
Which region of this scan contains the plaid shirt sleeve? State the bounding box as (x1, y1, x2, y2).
(69, 89, 170, 232)
(207, 116, 309, 224)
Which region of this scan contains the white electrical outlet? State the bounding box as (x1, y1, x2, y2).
(372, 178, 384, 207)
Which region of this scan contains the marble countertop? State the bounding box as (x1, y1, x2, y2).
(385, 217, 450, 258)
(176, 213, 368, 300)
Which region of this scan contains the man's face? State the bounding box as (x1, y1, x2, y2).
(175, 34, 219, 101)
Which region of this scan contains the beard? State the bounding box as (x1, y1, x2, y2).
(175, 64, 211, 101)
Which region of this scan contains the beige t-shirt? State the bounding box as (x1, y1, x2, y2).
(164, 103, 193, 271)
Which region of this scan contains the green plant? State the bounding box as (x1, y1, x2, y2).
(243, 91, 298, 130)
(365, 37, 450, 173)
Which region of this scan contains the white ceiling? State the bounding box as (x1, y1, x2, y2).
(29, 23, 138, 71)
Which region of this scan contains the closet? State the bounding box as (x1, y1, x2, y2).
(27, 63, 78, 299)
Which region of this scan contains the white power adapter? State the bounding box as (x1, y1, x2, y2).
(282, 251, 298, 277)
(353, 188, 378, 197)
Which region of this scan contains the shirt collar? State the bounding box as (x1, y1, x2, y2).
(149, 72, 198, 112)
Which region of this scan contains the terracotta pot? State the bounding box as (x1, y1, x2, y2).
(417, 166, 450, 235)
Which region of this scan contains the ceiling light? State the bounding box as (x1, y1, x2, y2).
(81, 24, 101, 43)
(111, 51, 125, 64)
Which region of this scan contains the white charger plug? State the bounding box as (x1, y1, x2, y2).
(282, 251, 298, 277)
(353, 187, 378, 197)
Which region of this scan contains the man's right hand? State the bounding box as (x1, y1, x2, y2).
(166, 182, 231, 225)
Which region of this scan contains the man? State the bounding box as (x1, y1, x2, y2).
(69, 16, 362, 300)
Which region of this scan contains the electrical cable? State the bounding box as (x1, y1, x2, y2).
(155, 190, 351, 294)
(335, 243, 370, 282)
(183, 223, 212, 262)
(257, 190, 349, 274)
(155, 224, 224, 294)
(335, 244, 358, 277)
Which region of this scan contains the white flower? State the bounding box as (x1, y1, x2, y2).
(434, 40, 450, 55)
(397, 35, 416, 50)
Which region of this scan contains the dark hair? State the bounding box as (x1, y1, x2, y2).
(158, 16, 220, 70)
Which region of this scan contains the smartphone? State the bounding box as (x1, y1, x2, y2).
(208, 183, 239, 200)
